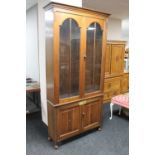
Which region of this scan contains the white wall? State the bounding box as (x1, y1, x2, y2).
(38, 0, 82, 125)
(107, 18, 122, 40)
(26, 5, 39, 82)
(107, 17, 129, 47)
(121, 19, 129, 47)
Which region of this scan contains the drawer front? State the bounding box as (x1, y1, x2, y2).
(104, 92, 111, 101)
(121, 74, 129, 93)
(110, 90, 120, 97)
(104, 77, 121, 92)
(104, 90, 120, 101)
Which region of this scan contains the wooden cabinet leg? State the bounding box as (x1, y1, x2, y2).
(48, 137, 51, 141)
(53, 142, 59, 149)
(98, 127, 102, 131)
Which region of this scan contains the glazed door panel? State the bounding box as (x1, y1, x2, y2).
(82, 99, 101, 131)
(111, 44, 124, 76)
(84, 18, 104, 94)
(55, 13, 83, 99)
(58, 105, 81, 140)
(105, 44, 111, 76)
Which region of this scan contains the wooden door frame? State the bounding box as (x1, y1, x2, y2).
(53, 11, 83, 103)
(82, 17, 107, 98)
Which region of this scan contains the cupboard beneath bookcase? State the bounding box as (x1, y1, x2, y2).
(44, 2, 109, 148)
(103, 41, 129, 103)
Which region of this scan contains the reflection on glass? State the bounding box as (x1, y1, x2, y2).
(59, 18, 80, 98)
(85, 23, 103, 93)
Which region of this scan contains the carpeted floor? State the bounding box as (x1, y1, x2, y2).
(26, 103, 129, 155)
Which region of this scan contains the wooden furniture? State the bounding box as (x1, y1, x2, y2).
(105, 41, 126, 78)
(44, 2, 109, 148)
(103, 41, 129, 103)
(109, 93, 129, 120)
(104, 76, 121, 102)
(26, 80, 40, 114)
(26, 83, 40, 93)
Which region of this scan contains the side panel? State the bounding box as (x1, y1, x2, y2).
(45, 9, 54, 102)
(48, 102, 56, 141)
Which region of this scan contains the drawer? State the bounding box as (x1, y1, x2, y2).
(104, 77, 121, 92)
(110, 90, 120, 97)
(121, 74, 129, 93)
(104, 92, 111, 101)
(104, 90, 120, 101)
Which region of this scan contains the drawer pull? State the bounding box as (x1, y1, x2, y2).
(79, 101, 86, 105)
(82, 112, 86, 116)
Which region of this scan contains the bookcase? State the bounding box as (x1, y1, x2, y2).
(44, 2, 109, 148)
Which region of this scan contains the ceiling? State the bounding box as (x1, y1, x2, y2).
(83, 0, 128, 19)
(26, 0, 129, 19)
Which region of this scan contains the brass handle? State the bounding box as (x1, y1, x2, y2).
(84, 55, 87, 60)
(79, 101, 86, 105)
(82, 112, 86, 116)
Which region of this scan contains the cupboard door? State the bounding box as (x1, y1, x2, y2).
(82, 99, 101, 131)
(57, 105, 81, 140)
(85, 20, 104, 93)
(105, 44, 111, 76)
(59, 18, 81, 98)
(111, 44, 124, 76)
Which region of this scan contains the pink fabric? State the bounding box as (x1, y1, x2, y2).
(111, 94, 129, 109)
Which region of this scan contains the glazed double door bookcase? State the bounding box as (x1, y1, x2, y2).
(58, 15, 104, 100)
(45, 2, 109, 148)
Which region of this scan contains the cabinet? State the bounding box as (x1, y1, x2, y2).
(105, 41, 126, 78)
(57, 104, 81, 140)
(103, 41, 128, 103)
(44, 2, 109, 148)
(56, 97, 102, 141)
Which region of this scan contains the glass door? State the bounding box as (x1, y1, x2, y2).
(84, 19, 104, 94)
(59, 17, 81, 99)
